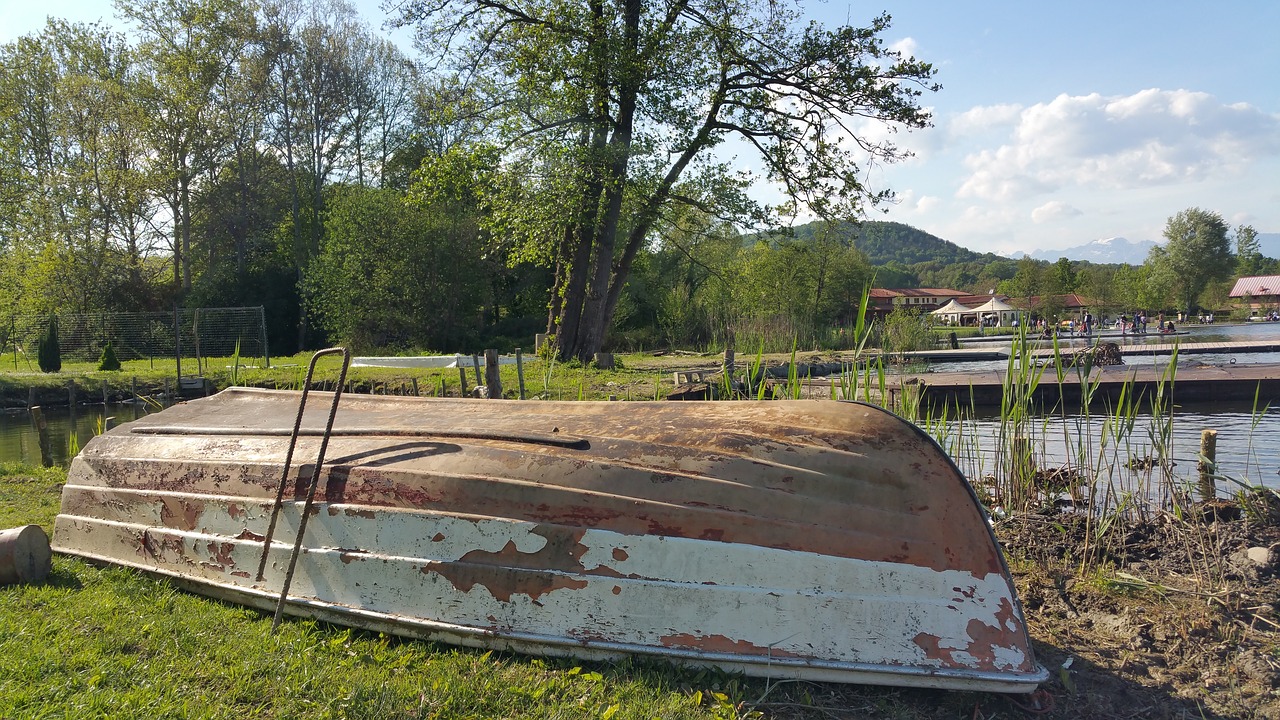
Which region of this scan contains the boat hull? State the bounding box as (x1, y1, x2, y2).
(53, 388, 1047, 692)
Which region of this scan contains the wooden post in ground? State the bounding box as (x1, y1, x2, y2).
(411, 378, 420, 397)
(724, 329, 735, 379)
(515, 348, 526, 400)
(484, 349, 503, 399)
(26, 388, 34, 410)
(29, 407, 52, 468)
(471, 354, 482, 387)
(458, 366, 468, 396)
(1198, 429, 1218, 502)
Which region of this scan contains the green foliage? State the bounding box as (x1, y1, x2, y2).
(880, 307, 935, 355)
(303, 186, 489, 352)
(97, 341, 121, 371)
(1153, 207, 1232, 313)
(36, 315, 61, 373)
(402, 1, 937, 361)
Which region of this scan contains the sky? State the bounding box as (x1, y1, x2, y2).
(2, 0, 1278, 257)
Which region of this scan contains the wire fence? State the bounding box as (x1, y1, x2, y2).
(1, 307, 269, 372)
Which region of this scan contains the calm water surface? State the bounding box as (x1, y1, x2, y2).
(4, 326, 1278, 496)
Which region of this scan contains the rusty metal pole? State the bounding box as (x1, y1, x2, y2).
(256, 348, 349, 583)
(1198, 429, 1218, 502)
(270, 348, 351, 631)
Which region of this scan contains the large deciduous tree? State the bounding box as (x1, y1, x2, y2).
(1150, 208, 1232, 313)
(396, 0, 937, 361)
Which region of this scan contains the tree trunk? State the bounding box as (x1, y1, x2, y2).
(573, 0, 642, 361)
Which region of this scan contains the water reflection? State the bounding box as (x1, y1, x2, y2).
(927, 400, 1280, 494)
(0, 402, 160, 467)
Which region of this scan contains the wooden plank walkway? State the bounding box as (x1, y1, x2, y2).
(884, 362, 1280, 407)
(1031, 339, 1280, 359)
(893, 339, 1280, 363)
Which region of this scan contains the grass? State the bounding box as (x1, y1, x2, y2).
(0, 465, 759, 720)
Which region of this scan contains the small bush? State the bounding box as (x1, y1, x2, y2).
(98, 341, 122, 371)
(36, 315, 61, 373)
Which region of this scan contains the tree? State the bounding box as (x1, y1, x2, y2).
(397, 1, 937, 361)
(1047, 257, 1077, 295)
(1155, 208, 1232, 313)
(37, 315, 61, 373)
(303, 185, 488, 351)
(1235, 224, 1265, 277)
(98, 341, 122, 371)
(118, 0, 257, 292)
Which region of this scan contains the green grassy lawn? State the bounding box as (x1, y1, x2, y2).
(0, 350, 674, 405)
(0, 464, 754, 719)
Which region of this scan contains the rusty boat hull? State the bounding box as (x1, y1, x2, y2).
(53, 388, 1047, 692)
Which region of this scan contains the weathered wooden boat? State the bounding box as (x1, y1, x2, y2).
(53, 385, 1048, 692)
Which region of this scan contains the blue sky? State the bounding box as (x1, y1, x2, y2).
(3, 0, 1278, 257)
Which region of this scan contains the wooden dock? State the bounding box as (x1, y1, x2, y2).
(893, 339, 1280, 364)
(885, 362, 1280, 408)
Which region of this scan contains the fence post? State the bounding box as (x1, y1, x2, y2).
(173, 305, 182, 385)
(515, 348, 526, 400)
(458, 366, 468, 396)
(471, 354, 482, 387)
(259, 306, 270, 369)
(724, 329, 735, 378)
(484, 349, 502, 399)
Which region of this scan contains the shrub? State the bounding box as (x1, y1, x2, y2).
(98, 341, 121, 371)
(36, 315, 61, 373)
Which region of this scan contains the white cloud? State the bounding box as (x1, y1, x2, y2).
(950, 104, 1022, 138)
(915, 195, 940, 213)
(1031, 200, 1083, 223)
(889, 37, 920, 59)
(954, 89, 1280, 202)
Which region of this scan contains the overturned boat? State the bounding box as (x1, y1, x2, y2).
(54, 386, 1047, 692)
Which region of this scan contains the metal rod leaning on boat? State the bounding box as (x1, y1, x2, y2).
(265, 347, 351, 630)
(253, 349, 349, 590)
(270, 347, 350, 630)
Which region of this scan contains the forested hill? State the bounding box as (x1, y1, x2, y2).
(789, 220, 1005, 266)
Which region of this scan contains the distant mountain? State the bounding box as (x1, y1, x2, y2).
(1021, 232, 1280, 266)
(1021, 237, 1157, 265)
(787, 220, 1004, 266)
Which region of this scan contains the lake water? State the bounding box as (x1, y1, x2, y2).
(4, 325, 1278, 496)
